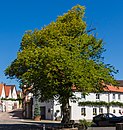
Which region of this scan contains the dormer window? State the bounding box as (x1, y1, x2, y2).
(113, 94, 115, 99)
(118, 94, 121, 100)
(96, 94, 100, 99)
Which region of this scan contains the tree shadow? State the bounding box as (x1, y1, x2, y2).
(20, 121, 68, 130)
(9, 109, 22, 119)
(0, 124, 42, 130)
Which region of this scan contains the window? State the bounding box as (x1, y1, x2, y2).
(93, 108, 97, 115)
(72, 100, 76, 103)
(119, 110, 122, 115)
(96, 94, 100, 99)
(118, 94, 121, 100)
(113, 109, 115, 113)
(81, 108, 86, 116)
(99, 108, 103, 114)
(113, 94, 115, 99)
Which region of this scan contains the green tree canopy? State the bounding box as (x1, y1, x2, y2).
(5, 5, 117, 123)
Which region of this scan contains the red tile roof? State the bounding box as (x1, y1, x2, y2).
(4, 85, 11, 97)
(72, 83, 123, 93)
(104, 85, 123, 93)
(0, 84, 4, 96)
(6, 85, 15, 93)
(0, 83, 17, 98)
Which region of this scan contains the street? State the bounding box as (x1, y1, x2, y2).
(88, 127, 115, 130)
(0, 109, 116, 130)
(0, 109, 42, 130)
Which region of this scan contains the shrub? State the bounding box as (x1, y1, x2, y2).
(79, 119, 92, 130)
(34, 103, 40, 117)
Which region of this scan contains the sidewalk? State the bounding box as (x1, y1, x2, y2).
(21, 119, 61, 123)
(0, 111, 11, 120)
(0, 109, 23, 121)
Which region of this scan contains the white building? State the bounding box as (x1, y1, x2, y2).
(32, 83, 123, 121)
(0, 83, 19, 112)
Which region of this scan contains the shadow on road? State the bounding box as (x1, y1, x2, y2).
(9, 109, 22, 119)
(0, 124, 42, 130)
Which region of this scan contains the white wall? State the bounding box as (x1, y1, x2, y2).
(7, 89, 12, 99)
(39, 101, 54, 120)
(36, 91, 123, 121)
(33, 98, 54, 120)
(54, 91, 123, 121)
(12, 87, 17, 99)
(53, 100, 61, 120)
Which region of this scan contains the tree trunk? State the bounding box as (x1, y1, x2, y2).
(61, 97, 70, 124)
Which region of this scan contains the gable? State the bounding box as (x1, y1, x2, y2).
(11, 86, 17, 99)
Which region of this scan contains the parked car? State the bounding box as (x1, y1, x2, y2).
(93, 113, 123, 126)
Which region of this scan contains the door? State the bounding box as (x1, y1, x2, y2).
(40, 106, 46, 119)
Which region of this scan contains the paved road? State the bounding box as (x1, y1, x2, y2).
(88, 127, 115, 130)
(0, 109, 116, 130)
(0, 109, 42, 129)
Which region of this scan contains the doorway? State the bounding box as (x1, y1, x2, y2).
(40, 106, 45, 119)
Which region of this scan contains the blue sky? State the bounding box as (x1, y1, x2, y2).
(0, 0, 123, 90)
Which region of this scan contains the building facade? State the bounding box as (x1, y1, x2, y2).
(0, 83, 19, 112)
(32, 84, 123, 121)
